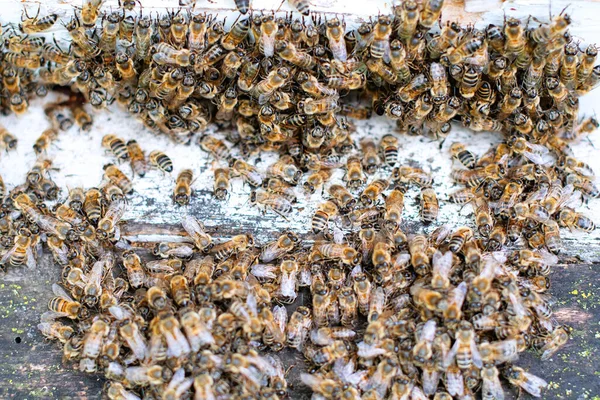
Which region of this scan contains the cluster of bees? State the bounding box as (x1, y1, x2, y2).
(0, 0, 599, 398)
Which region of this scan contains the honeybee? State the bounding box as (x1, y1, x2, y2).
(231, 159, 264, 187)
(450, 143, 477, 169)
(312, 201, 339, 234)
(267, 156, 301, 185)
(503, 366, 548, 397)
(375, 134, 400, 167)
(20, 7, 58, 33)
(211, 234, 253, 262)
(326, 18, 347, 62)
(1, 230, 37, 269)
(45, 283, 81, 320)
(103, 164, 133, 195)
(152, 43, 194, 66)
(173, 169, 193, 206)
(0, 125, 17, 151)
(200, 135, 230, 161)
(328, 184, 356, 210)
(250, 190, 293, 218)
(260, 231, 298, 262)
(420, 188, 439, 223)
(38, 320, 75, 344)
(96, 198, 126, 240)
(443, 321, 482, 369)
(394, 166, 433, 188)
(361, 179, 388, 206)
(122, 251, 145, 289)
(148, 150, 173, 173)
(557, 209, 595, 232)
(312, 242, 360, 265)
(287, 306, 312, 348)
(442, 36, 484, 66)
(80, 318, 109, 372)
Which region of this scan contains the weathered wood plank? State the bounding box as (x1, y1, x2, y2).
(1, 255, 598, 399)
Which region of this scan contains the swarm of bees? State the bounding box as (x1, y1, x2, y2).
(0, 0, 599, 398)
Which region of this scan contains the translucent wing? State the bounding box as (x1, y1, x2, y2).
(52, 283, 75, 301)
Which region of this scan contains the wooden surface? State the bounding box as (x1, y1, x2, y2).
(0, 0, 600, 398)
(1, 247, 599, 399)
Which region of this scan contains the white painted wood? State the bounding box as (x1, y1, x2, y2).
(0, 0, 599, 261)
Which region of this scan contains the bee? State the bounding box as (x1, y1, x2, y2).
(566, 173, 599, 198)
(0, 175, 5, 205)
(344, 157, 365, 189)
(288, 0, 310, 15)
(103, 164, 133, 195)
(419, 0, 444, 28)
(558, 209, 595, 232)
(311, 201, 338, 234)
(503, 366, 548, 397)
(429, 62, 449, 103)
(102, 135, 129, 160)
(147, 150, 173, 173)
(65, 18, 101, 58)
(539, 325, 570, 360)
(38, 321, 75, 344)
(96, 198, 126, 240)
(299, 96, 340, 115)
(370, 15, 392, 61)
(1, 230, 37, 269)
(46, 283, 81, 320)
(212, 166, 230, 200)
(562, 116, 599, 141)
(398, 74, 430, 102)
(312, 242, 360, 265)
(325, 18, 347, 61)
(123, 140, 147, 178)
(442, 36, 484, 66)
(420, 188, 439, 223)
(173, 169, 193, 206)
(396, 0, 419, 41)
(360, 179, 388, 206)
(211, 234, 253, 262)
(328, 184, 356, 210)
(267, 156, 301, 185)
(81, 0, 103, 27)
(231, 159, 264, 187)
(20, 7, 58, 33)
(179, 215, 212, 252)
(250, 190, 293, 218)
(122, 251, 145, 289)
(287, 306, 312, 348)
(80, 319, 109, 372)
(459, 66, 481, 99)
(443, 321, 482, 369)
(82, 188, 102, 224)
(449, 143, 477, 169)
(260, 231, 298, 263)
(379, 134, 400, 166)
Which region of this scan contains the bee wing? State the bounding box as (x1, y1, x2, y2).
(181, 214, 205, 237)
(250, 264, 278, 280)
(442, 339, 460, 368)
(333, 357, 355, 383)
(246, 292, 258, 316)
(522, 149, 554, 166)
(104, 197, 127, 221)
(445, 367, 464, 397)
(52, 282, 75, 301)
(432, 250, 452, 277)
(279, 271, 296, 299)
(0, 246, 16, 266)
(41, 310, 69, 322)
(470, 338, 483, 368)
(272, 305, 287, 335)
(421, 368, 440, 395)
(538, 249, 559, 267)
(109, 305, 133, 321)
(520, 371, 548, 397)
(260, 242, 284, 263)
(410, 386, 428, 400)
(482, 372, 505, 400)
(26, 246, 37, 269)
